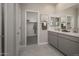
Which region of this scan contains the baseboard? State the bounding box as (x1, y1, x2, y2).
(38, 42, 48, 45)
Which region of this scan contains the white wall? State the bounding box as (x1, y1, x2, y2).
(24, 4, 56, 14)
(4, 3, 16, 56)
(56, 3, 77, 12)
(4, 3, 21, 56)
(20, 6, 26, 45)
(20, 3, 56, 45)
(15, 3, 22, 56)
(56, 3, 78, 16)
(56, 3, 79, 32)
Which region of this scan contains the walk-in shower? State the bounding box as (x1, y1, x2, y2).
(26, 11, 38, 45)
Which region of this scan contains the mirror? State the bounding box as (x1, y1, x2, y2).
(55, 17, 61, 27)
(50, 17, 55, 27)
(50, 17, 61, 27)
(66, 16, 72, 31)
(49, 15, 72, 32)
(60, 16, 72, 32)
(48, 16, 61, 31)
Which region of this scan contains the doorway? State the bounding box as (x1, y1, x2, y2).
(25, 11, 39, 45)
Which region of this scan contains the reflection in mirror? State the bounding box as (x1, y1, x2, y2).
(50, 17, 61, 27)
(60, 16, 73, 32)
(49, 17, 61, 31)
(66, 16, 72, 31)
(50, 17, 55, 27)
(55, 17, 61, 27)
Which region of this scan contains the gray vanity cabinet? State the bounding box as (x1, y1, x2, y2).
(48, 31, 53, 45)
(48, 31, 79, 56)
(48, 31, 58, 48)
(58, 34, 79, 56)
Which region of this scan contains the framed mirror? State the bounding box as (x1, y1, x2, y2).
(66, 16, 72, 31)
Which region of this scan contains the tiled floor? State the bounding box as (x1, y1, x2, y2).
(20, 44, 63, 56)
(27, 36, 37, 45)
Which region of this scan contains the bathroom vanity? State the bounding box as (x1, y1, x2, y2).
(48, 30, 79, 56)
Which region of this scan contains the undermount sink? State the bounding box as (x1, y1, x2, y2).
(62, 30, 70, 32)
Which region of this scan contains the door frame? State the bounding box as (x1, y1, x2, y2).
(25, 10, 40, 46)
(4, 3, 21, 56)
(15, 3, 21, 56)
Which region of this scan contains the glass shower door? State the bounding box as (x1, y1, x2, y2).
(27, 22, 37, 45)
(27, 12, 38, 45)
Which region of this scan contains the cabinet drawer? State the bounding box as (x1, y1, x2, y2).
(58, 33, 79, 43)
(48, 32, 53, 44)
(59, 37, 79, 56)
(48, 31, 58, 48)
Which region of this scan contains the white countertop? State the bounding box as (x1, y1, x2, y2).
(48, 29, 79, 37)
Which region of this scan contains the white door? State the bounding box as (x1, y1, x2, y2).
(15, 4, 21, 56)
(0, 3, 2, 56)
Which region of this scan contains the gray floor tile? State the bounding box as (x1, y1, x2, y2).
(20, 44, 64, 56)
